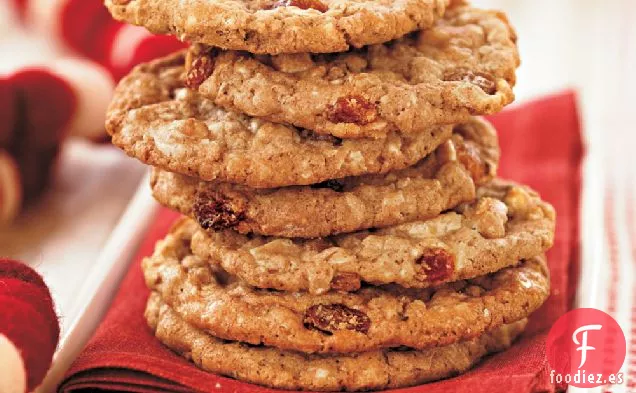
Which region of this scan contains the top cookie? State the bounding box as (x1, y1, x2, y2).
(104, 0, 449, 55)
(186, 4, 519, 139)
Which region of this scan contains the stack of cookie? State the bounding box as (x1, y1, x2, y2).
(104, 0, 556, 390)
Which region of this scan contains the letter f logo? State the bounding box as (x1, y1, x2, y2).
(572, 324, 602, 368)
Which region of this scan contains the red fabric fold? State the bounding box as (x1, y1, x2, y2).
(59, 91, 583, 393)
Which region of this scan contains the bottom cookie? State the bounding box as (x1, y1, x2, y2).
(146, 292, 527, 392)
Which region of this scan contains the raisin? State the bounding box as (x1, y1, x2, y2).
(193, 191, 245, 231)
(327, 95, 378, 125)
(444, 68, 497, 95)
(310, 179, 345, 192)
(185, 51, 215, 89)
(331, 273, 361, 292)
(304, 304, 370, 334)
(271, 0, 328, 12)
(416, 248, 454, 282)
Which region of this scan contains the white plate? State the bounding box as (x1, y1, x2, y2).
(37, 170, 158, 392)
(0, 142, 157, 393)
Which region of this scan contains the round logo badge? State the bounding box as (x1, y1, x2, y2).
(546, 308, 626, 388)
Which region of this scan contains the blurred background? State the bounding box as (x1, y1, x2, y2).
(0, 0, 635, 367)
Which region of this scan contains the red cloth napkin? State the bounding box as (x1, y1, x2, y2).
(59, 91, 583, 393)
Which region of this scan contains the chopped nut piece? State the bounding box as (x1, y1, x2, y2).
(455, 139, 488, 184)
(466, 197, 508, 239)
(185, 51, 215, 89)
(504, 186, 552, 220)
(503, 186, 532, 218)
(444, 68, 497, 95)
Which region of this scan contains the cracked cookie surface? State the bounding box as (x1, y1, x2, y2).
(105, 0, 449, 55)
(188, 179, 555, 294)
(151, 117, 499, 238)
(142, 215, 549, 354)
(107, 52, 452, 188)
(146, 292, 527, 391)
(187, 5, 519, 139)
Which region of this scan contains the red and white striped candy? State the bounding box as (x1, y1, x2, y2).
(0, 259, 60, 393)
(47, 58, 114, 140)
(0, 76, 17, 148)
(9, 67, 77, 149)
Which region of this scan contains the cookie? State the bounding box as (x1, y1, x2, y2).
(107, 52, 453, 188)
(188, 179, 554, 294)
(186, 4, 519, 139)
(146, 292, 527, 391)
(151, 117, 499, 238)
(143, 217, 550, 354)
(104, 0, 449, 55)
